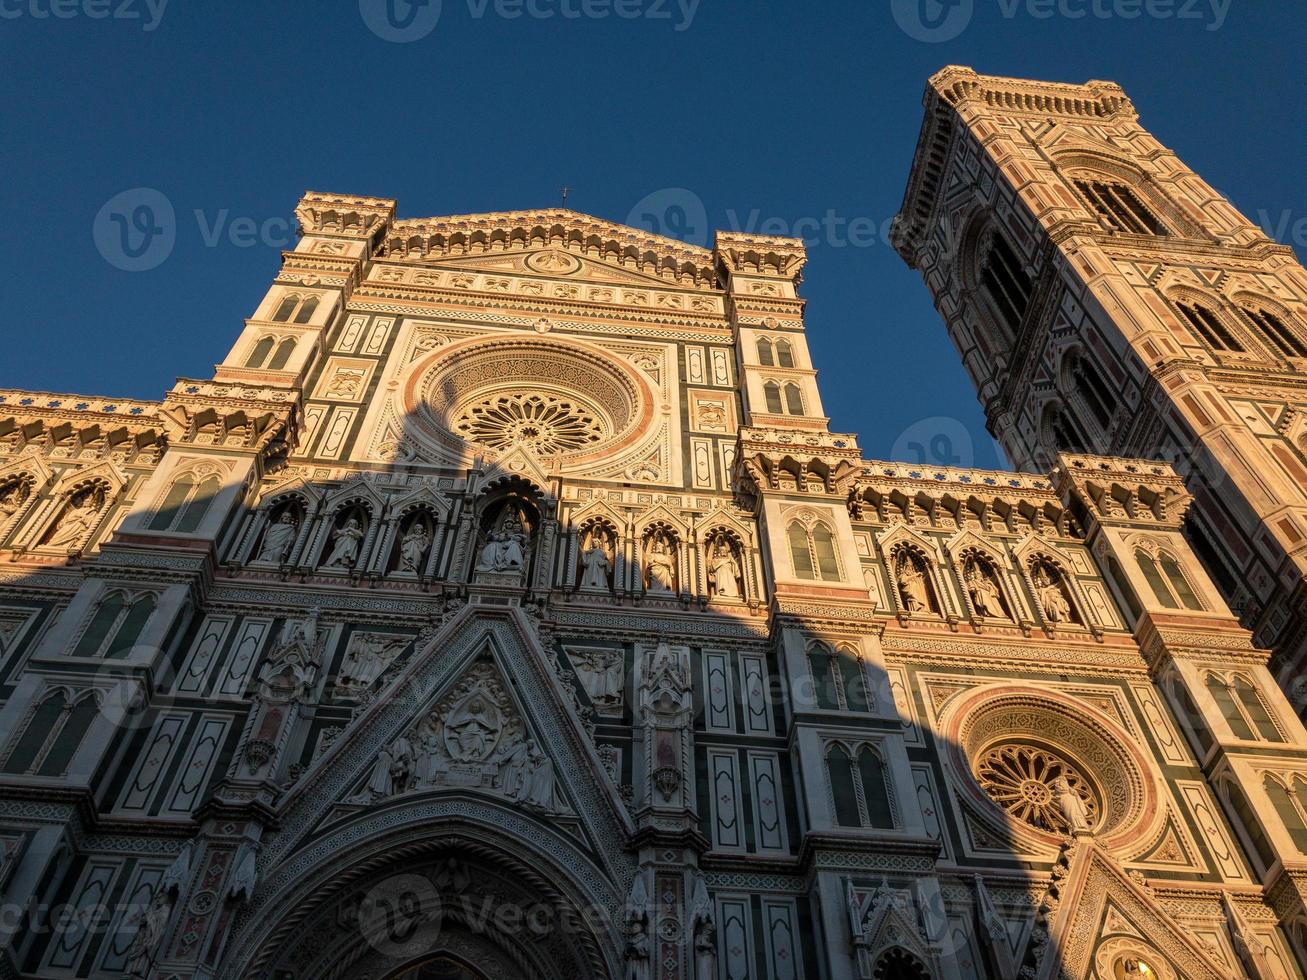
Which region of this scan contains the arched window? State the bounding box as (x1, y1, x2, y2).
(1171, 678, 1213, 755)
(245, 336, 276, 368)
(268, 338, 297, 371)
(775, 340, 795, 368)
(787, 520, 841, 582)
(1264, 775, 1307, 852)
(1136, 549, 1179, 609)
(827, 745, 861, 827)
(1158, 552, 1201, 610)
(783, 383, 804, 416)
(756, 338, 774, 366)
(979, 233, 1033, 343)
(807, 644, 869, 712)
(1073, 178, 1170, 235)
(293, 296, 319, 324)
(788, 521, 816, 579)
(271, 296, 300, 322)
(826, 741, 896, 830)
(857, 747, 894, 829)
(1066, 352, 1115, 432)
(764, 382, 783, 415)
(1045, 404, 1091, 454)
(1242, 306, 1307, 359)
(1207, 674, 1283, 742)
(2, 690, 98, 777)
(1227, 781, 1275, 870)
(149, 472, 222, 533)
(1176, 300, 1244, 352)
(71, 593, 156, 659)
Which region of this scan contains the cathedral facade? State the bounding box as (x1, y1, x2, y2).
(1, 73, 1307, 980)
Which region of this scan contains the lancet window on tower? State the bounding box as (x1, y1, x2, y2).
(1242, 306, 1307, 359)
(979, 233, 1033, 343)
(1073, 178, 1170, 236)
(1175, 301, 1244, 353)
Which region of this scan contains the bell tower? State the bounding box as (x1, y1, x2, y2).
(894, 66, 1307, 711)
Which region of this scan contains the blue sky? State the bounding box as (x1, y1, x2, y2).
(1, 1, 1303, 471)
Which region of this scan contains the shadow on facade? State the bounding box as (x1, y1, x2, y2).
(0, 403, 1104, 980)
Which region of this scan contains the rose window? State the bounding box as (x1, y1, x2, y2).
(404, 336, 655, 469)
(975, 743, 1100, 834)
(452, 392, 605, 454)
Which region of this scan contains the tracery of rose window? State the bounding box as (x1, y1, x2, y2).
(974, 743, 1100, 833)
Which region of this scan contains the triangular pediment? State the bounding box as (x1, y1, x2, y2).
(1037, 840, 1230, 980)
(262, 606, 633, 882)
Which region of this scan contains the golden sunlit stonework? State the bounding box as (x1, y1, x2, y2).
(2, 72, 1307, 980)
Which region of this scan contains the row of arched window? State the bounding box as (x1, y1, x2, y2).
(825, 741, 895, 830)
(756, 337, 796, 368)
(244, 335, 299, 370)
(787, 520, 840, 581)
(1174, 297, 1307, 359)
(270, 294, 318, 324)
(70, 592, 157, 659)
(762, 380, 804, 416)
(1, 688, 99, 777)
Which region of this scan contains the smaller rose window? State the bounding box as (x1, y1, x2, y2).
(452, 392, 606, 455)
(975, 743, 1100, 834)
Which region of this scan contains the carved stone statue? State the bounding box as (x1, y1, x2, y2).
(572, 649, 624, 708)
(360, 735, 415, 800)
(579, 528, 613, 590)
(1035, 566, 1073, 623)
(0, 482, 24, 522)
(124, 886, 174, 976)
(339, 634, 407, 689)
(624, 875, 652, 980)
(45, 492, 98, 551)
(511, 741, 558, 811)
(476, 516, 530, 574)
(706, 540, 742, 599)
(256, 511, 297, 564)
(644, 532, 677, 594)
(689, 873, 717, 980)
(896, 554, 932, 613)
(445, 694, 501, 762)
(324, 516, 365, 568)
(398, 520, 430, 573)
(966, 560, 1007, 619)
(1053, 775, 1091, 834)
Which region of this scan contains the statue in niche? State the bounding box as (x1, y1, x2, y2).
(895, 551, 933, 614)
(476, 508, 531, 576)
(572, 649, 624, 708)
(125, 884, 175, 976)
(1053, 775, 1091, 833)
(324, 515, 365, 568)
(624, 876, 652, 980)
(706, 538, 743, 600)
(689, 873, 717, 980)
(339, 634, 408, 690)
(965, 558, 1008, 619)
(45, 489, 100, 551)
(255, 510, 298, 564)
(578, 526, 614, 591)
(1033, 564, 1074, 623)
(397, 518, 431, 573)
(643, 530, 677, 594)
